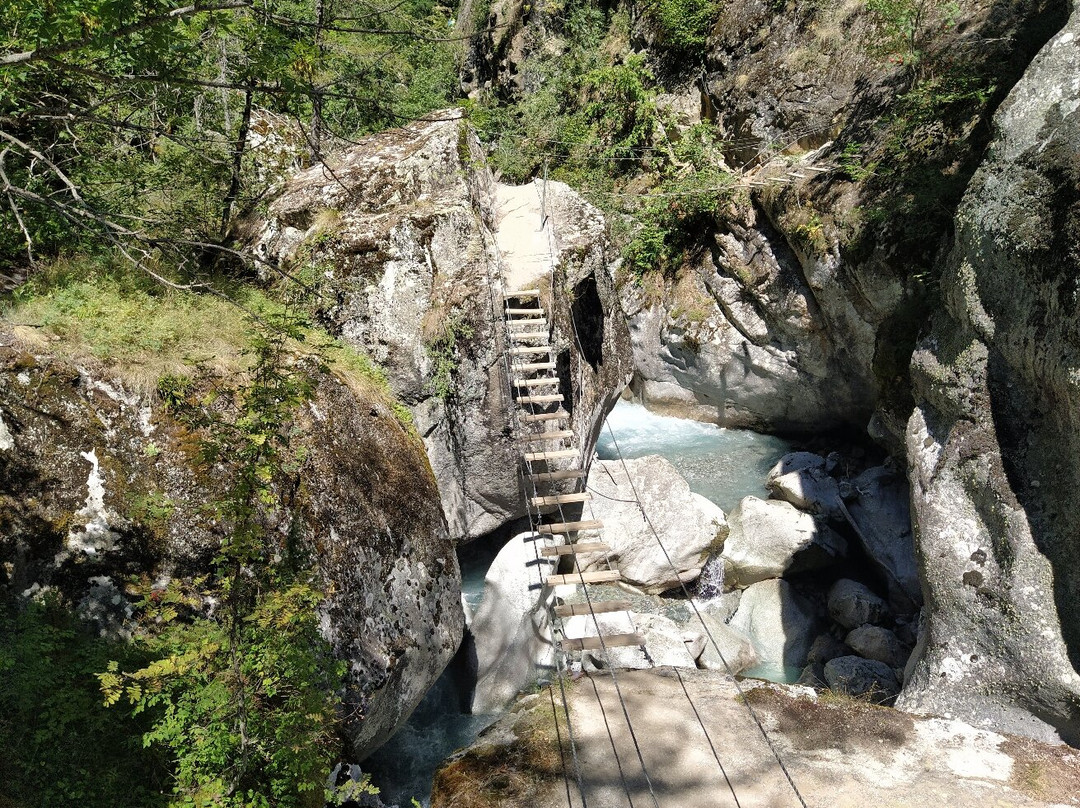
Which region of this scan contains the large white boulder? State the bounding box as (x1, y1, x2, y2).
(767, 466, 843, 517)
(728, 578, 820, 668)
(578, 456, 726, 593)
(470, 532, 562, 713)
(565, 611, 698, 671)
(691, 612, 759, 674)
(721, 496, 846, 588)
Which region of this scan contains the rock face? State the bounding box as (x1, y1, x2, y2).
(722, 496, 846, 588)
(900, 9, 1080, 745)
(578, 455, 726, 592)
(0, 337, 462, 759)
(469, 532, 559, 714)
(844, 465, 920, 612)
(251, 113, 631, 542)
(623, 235, 878, 431)
(728, 578, 819, 669)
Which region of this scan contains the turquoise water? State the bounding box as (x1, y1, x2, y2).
(595, 400, 792, 513)
(364, 539, 499, 808)
(740, 662, 805, 685)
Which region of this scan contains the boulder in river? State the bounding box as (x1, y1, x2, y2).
(807, 633, 853, 665)
(767, 465, 843, 517)
(578, 455, 726, 593)
(827, 578, 888, 630)
(470, 532, 561, 714)
(728, 578, 820, 668)
(824, 656, 901, 702)
(845, 625, 909, 669)
(692, 612, 759, 674)
(722, 496, 846, 588)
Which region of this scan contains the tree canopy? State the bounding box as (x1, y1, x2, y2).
(0, 0, 463, 280)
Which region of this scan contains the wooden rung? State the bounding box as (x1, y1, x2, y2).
(506, 308, 544, 316)
(520, 411, 567, 422)
(554, 600, 632, 617)
(523, 448, 579, 462)
(562, 632, 644, 651)
(540, 541, 609, 557)
(530, 469, 586, 481)
(508, 318, 547, 326)
(514, 377, 560, 388)
(512, 361, 557, 372)
(518, 430, 575, 444)
(507, 289, 541, 298)
(510, 332, 549, 341)
(545, 569, 621, 586)
(538, 519, 602, 534)
(510, 346, 550, 356)
(518, 394, 564, 404)
(531, 491, 591, 506)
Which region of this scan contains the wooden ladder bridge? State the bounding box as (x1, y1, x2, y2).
(502, 287, 644, 655)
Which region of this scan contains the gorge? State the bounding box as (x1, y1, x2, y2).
(2, 0, 1080, 805)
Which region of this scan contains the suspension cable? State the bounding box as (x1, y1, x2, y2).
(540, 166, 809, 808)
(536, 175, 662, 808)
(602, 422, 810, 808)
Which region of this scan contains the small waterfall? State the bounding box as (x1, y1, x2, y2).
(695, 554, 725, 603)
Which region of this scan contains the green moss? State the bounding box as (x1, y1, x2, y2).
(4, 254, 417, 433)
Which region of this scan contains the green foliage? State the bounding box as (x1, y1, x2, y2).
(4, 256, 415, 429)
(865, 0, 961, 63)
(0, 0, 460, 269)
(1, 255, 284, 388)
(98, 315, 356, 808)
(622, 125, 734, 277)
(0, 595, 170, 808)
(641, 0, 720, 53)
(425, 313, 475, 401)
(469, 1, 734, 279)
(101, 583, 345, 808)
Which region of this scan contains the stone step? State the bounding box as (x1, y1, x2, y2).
(540, 541, 609, 557)
(523, 448, 579, 462)
(531, 491, 591, 506)
(529, 468, 586, 482)
(538, 519, 602, 534)
(554, 600, 632, 617)
(562, 632, 644, 651)
(517, 430, 576, 444)
(545, 569, 621, 587)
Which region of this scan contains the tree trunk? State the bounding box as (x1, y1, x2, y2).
(220, 82, 253, 240)
(310, 0, 328, 160)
